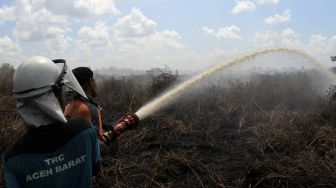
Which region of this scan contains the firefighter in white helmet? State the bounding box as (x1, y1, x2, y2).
(4, 57, 101, 188)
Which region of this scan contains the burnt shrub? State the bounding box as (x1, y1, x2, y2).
(0, 63, 14, 96)
(147, 67, 179, 96)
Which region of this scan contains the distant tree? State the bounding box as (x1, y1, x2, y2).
(0, 63, 15, 96)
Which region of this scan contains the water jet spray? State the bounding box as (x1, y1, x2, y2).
(135, 48, 336, 120)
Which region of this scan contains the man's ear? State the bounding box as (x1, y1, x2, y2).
(89, 77, 95, 86)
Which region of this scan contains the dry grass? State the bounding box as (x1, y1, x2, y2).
(1, 65, 336, 187)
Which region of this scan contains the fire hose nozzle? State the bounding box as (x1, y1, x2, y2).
(102, 113, 140, 145)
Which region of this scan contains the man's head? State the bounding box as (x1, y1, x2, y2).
(13, 56, 87, 127)
(72, 67, 97, 98)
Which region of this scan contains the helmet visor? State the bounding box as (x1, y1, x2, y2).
(54, 60, 88, 99)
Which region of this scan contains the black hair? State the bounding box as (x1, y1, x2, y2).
(72, 67, 93, 88)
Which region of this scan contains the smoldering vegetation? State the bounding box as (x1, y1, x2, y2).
(1, 63, 336, 187)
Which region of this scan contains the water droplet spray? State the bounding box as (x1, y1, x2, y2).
(135, 48, 335, 120)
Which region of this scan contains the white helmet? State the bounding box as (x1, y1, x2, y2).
(13, 56, 87, 99)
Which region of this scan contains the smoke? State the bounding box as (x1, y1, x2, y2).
(135, 48, 336, 120)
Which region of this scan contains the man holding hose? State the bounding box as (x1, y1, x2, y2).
(4, 57, 101, 187)
(64, 67, 139, 156)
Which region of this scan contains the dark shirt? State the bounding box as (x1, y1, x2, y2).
(4, 117, 101, 188)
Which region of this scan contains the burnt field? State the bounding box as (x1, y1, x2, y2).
(1, 63, 336, 187)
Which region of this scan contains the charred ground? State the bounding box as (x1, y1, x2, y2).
(1, 63, 336, 187)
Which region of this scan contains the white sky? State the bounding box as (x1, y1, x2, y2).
(0, 0, 336, 71)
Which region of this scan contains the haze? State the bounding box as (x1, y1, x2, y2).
(0, 0, 335, 71)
